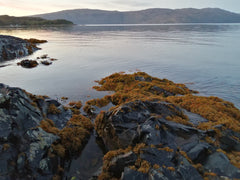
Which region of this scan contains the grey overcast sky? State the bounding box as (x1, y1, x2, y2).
(0, 0, 239, 16)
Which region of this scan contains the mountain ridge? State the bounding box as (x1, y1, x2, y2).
(32, 8, 240, 24)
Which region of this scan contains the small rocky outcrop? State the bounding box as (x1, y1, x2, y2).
(0, 35, 47, 61)
(17, 54, 57, 68)
(0, 83, 93, 179)
(41, 60, 52, 66)
(89, 72, 240, 180)
(17, 59, 39, 68)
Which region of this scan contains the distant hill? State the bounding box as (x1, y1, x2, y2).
(33, 8, 240, 24)
(0, 15, 73, 26)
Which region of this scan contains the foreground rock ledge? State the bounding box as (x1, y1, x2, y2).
(89, 72, 240, 180)
(0, 83, 93, 179)
(1, 71, 240, 179)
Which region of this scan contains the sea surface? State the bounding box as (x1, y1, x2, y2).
(0, 24, 239, 108)
(0, 24, 240, 178)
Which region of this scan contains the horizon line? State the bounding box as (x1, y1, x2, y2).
(0, 7, 239, 17)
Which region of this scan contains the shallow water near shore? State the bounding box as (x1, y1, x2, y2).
(0, 24, 240, 108)
(0, 24, 240, 178)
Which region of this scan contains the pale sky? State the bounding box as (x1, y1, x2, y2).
(0, 0, 239, 16)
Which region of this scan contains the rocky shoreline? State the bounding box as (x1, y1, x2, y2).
(0, 35, 47, 61)
(0, 83, 93, 179)
(0, 72, 240, 179)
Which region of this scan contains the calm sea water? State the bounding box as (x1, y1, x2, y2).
(0, 24, 240, 178)
(0, 24, 239, 108)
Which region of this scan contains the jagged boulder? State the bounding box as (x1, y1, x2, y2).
(95, 100, 240, 179)
(0, 83, 73, 179)
(95, 100, 203, 150)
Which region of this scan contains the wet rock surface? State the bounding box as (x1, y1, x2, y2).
(0, 35, 45, 61)
(17, 59, 39, 68)
(92, 72, 240, 180)
(1, 72, 240, 180)
(0, 83, 93, 179)
(95, 100, 240, 179)
(17, 55, 57, 68)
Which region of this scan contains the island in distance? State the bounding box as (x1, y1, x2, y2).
(0, 15, 73, 26)
(33, 8, 240, 24)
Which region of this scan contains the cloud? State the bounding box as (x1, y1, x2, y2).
(0, 1, 49, 14)
(110, 0, 152, 7)
(0, 0, 239, 16)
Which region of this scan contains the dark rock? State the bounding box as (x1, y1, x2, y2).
(0, 84, 42, 141)
(96, 100, 200, 150)
(47, 105, 72, 129)
(17, 59, 39, 68)
(0, 83, 71, 179)
(150, 86, 174, 97)
(24, 127, 59, 166)
(203, 152, 240, 179)
(120, 147, 203, 180)
(17, 152, 27, 174)
(140, 147, 175, 167)
(46, 99, 61, 107)
(121, 168, 148, 180)
(186, 142, 212, 163)
(108, 151, 137, 178)
(176, 156, 203, 180)
(41, 60, 52, 66)
(0, 144, 17, 177)
(45, 99, 72, 129)
(96, 99, 240, 179)
(0, 35, 40, 61)
(135, 76, 152, 82)
(182, 109, 208, 126)
(220, 130, 240, 151)
(176, 135, 199, 152)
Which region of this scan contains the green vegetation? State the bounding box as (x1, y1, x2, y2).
(0, 15, 73, 26)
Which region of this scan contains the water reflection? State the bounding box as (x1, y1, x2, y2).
(0, 24, 239, 109)
(1, 23, 239, 33)
(0, 23, 240, 178)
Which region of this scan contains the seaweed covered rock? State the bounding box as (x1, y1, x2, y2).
(17, 55, 57, 68)
(0, 83, 60, 178)
(84, 72, 198, 115)
(96, 100, 240, 179)
(92, 72, 240, 180)
(95, 100, 196, 150)
(17, 59, 39, 68)
(0, 35, 47, 61)
(41, 60, 52, 66)
(0, 83, 93, 179)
